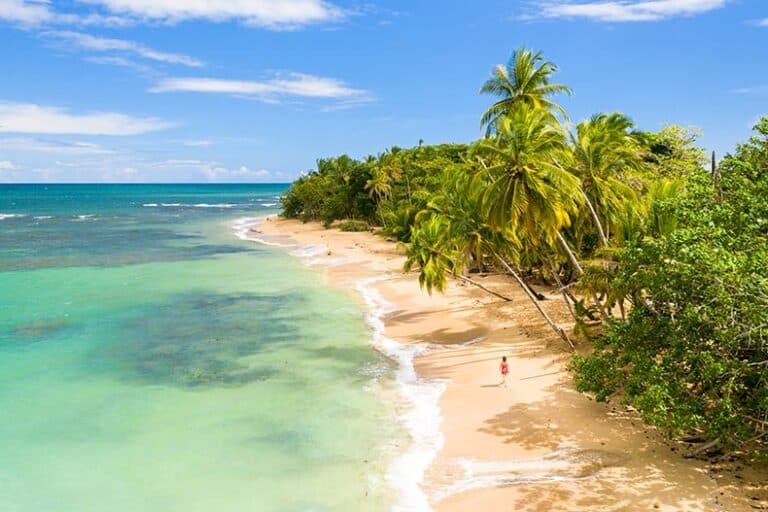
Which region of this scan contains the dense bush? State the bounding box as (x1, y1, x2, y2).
(280, 155, 376, 226)
(338, 220, 369, 232)
(574, 119, 768, 453)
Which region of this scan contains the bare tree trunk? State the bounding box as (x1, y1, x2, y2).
(405, 173, 413, 204)
(455, 275, 513, 302)
(684, 438, 720, 459)
(580, 188, 609, 248)
(557, 231, 609, 321)
(493, 251, 575, 351)
(557, 232, 584, 274)
(548, 259, 579, 324)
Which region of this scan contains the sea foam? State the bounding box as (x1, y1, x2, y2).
(0, 213, 27, 220)
(356, 277, 446, 512)
(143, 203, 238, 208)
(231, 217, 294, 247)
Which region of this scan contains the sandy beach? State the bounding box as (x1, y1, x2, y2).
(257, 216, 767, 512)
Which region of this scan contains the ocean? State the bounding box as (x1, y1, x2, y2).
(0, 184, 403, 511)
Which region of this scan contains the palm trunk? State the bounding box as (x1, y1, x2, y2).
(455, 274, 513, 302)
(557, 231, 609, 321)
(580, 188, 609, 248)
(493, 251, 575, 351)
(548, 259, 579, 324)
(405, 174, 412, 204)
(557, 232, 583, 274)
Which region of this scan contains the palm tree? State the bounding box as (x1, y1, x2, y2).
(480, 47, 572, 137)
(403, 215, 456, 294)
(568, 113, 644, 247)
(472, 105, 580, 346)
(408, 168, 514, 301)
(475, 104, 581, 256)
(365, 166, 391, 227)
(405, 168, 573, 347)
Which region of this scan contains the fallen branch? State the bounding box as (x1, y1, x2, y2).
(684, 438, 720, 459)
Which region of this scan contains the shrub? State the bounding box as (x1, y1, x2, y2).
(338, 220, 369, 232)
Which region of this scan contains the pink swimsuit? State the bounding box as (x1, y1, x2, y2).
(501, 362, 509, 375)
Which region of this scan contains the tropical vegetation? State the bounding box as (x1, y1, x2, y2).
(281, 47, 768, 457)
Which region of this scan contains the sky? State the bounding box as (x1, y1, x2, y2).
(0, 0, 766, 183)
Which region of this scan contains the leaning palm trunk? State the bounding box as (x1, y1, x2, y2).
(580, 188, 609, 248)
(455, 274, 513, 302)
(547, 259, 579, 323)
(557, 232, 584, 274)
(492, 250, 575, 350)
(556, 232, 609, 321)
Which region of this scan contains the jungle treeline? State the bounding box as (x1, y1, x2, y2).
(281, 48, 768, 457)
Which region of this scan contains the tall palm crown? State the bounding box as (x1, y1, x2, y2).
(480, 47, 572, 137)
(475, 104, 581, 252)
(568, 112, 644, 244)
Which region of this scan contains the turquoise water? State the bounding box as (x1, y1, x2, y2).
(0, 185, 398, 511)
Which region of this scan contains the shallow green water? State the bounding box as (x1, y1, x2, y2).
(0, 185, 397, 511)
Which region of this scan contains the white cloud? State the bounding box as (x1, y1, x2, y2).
(758, 18, 768, 27)
(150, 73, 372, 106)
(0, 103, 172, 135)
(0, 0, 131, 27)
(148, 159, 272, 182)
(201, 165, 270, 181)
(79, 0, 345, 29)
(1, 0, 344, 29)
(0, 0, 53, 25)
(0, 137, 115, 154)
(45, 31, 203, 67)
(731, 85, 768, 94)
(182, 139, 214, 147)
(0, 160, 15, 170)
(536, 0, 727, 22)
(85, 55, 155, 74)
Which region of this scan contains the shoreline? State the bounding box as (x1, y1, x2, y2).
(249, 216, 767, 512)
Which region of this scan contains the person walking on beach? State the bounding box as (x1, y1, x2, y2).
(500, 356, 509, 387)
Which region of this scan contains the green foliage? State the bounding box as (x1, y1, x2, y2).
(637, 125, 707, 180)
(480, 46, 572, 135)
(474, 104, 580, 251)
(338, 220, 369, 232)
(575, 119, 768, 451)
(280, 155, 376, 226)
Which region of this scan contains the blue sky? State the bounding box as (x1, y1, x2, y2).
(0, 0, 766, 183)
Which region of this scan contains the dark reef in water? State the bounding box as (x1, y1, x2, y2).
(3, 319, 73, 344)
(97, 292, 305, 388)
